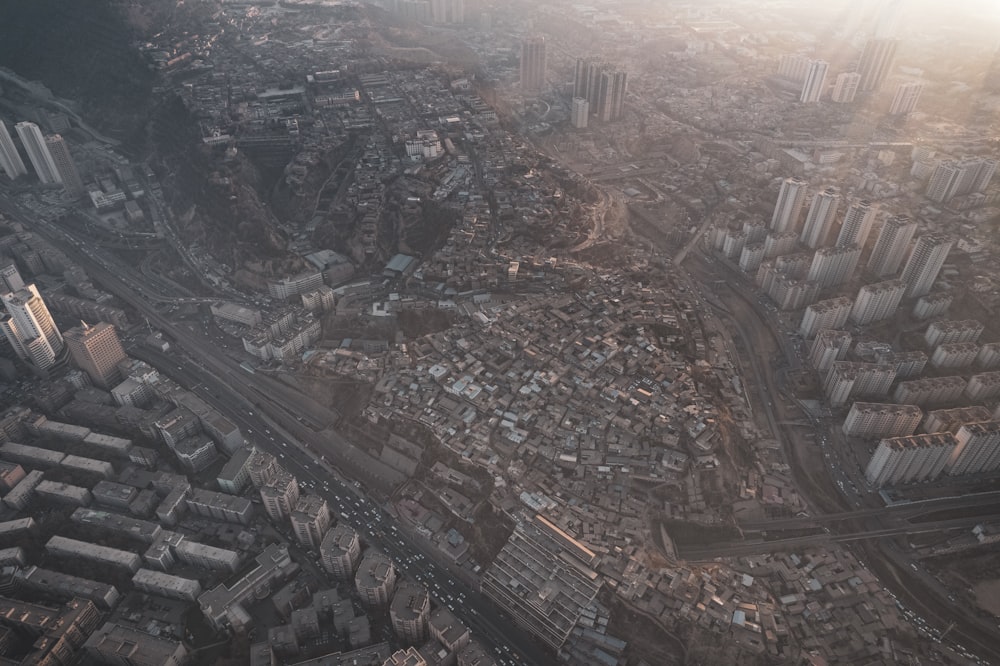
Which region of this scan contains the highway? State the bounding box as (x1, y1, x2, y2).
(1, 198, 553, 666)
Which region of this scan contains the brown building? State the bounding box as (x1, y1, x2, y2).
(64, 322, 127, 389)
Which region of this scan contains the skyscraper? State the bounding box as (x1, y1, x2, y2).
(807, 245, 861, 288)
(900, 234, 953, 298)
(831, 72, 861, 103)
(867, 214, 916, 277)
(0, 121, 27, 180)
(570, 97, 589, 129)
(800, 187, 840, 249)
(595, 68, 628, 122)
(430, 0, 463, 24)
(799, 60, 829, 103)
(925, 158, 996, 203)
(856, 38, 899, 92)
(520, 36, 547, 94)
(14, 121, 59, 185)
(0, 284, 64, 370)
(777, 54, 810, 83)
(769, 178, 808, 232)
(836, 199, 877, 247)
(850, 279, 905, 326)
(44, 135, 83, 194)
(573, 59, 628, 122)
(63, 321, 127, 389)
(888, 81, 923, 115)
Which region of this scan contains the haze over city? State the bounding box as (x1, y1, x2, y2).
(0, 0, 997, 665)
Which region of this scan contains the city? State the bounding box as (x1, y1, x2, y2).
(0, 0, 997, 665)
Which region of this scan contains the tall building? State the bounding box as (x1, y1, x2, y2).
(0, 120, 27, 180)
(573, 59, 627, 122)
(430, 0, 463, 24)
(867, 215, 917, 277)
(925, 158, 996, 203)
(320, 523, 361, 580)
(764, 231, 799, 258)
(836, 199, 877, 247)
(595, 68, 628, 122)
(63, 321, 127, 389)
(0, 261, 24, 293)
(44, 134, 83, 194)
(807, 245, 861, 288)
(259, 471, 300, 522)
(924, 319, 983, 347)
(777, 54, 810, 83)
(573, 57, 601, 101)
(965, 371, 1000, 402)
(809, 329, 852, 372)
(930, 342, 979, 370)
(14, 121, 59, 184)
(865, 433, 957, 487)
(519, 37, 547, 94)
(948, 421, 1000, 476)
(913, 292, 952, 320)
(900, 234, 952, 298)
(800, 187, 840, 249)
(769, 178, 808, 232)
(0, 284, 64, 370)
(355, 552, 396, 608)
(738, 243, 766, 273)
(850, 279, 905, 326)
(843, 402, 922, 439)
(856, 38, 899, 92)
(888, 81, 924, 115)
(831, 72, 861, 103)
(570, 97, 589, 129)
(390, 581, 431, 645)
(799, 60, 829, 103)
(290, 495, 330, 551)
(800, 297, 853, 339)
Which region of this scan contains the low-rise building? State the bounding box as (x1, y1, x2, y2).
(481, 514, 602, 650)
(198, 544, 298, 631)
(14, 566, 120, 609)
(46, 535, 141, 573)
(186, 488, 253, 525)
(174, 540, 241, 573)
(84, 621, 189, 666)
(132, 569, 202, 602)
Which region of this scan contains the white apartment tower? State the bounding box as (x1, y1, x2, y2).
(867, 215, 917, 277)
(570, 97, 589, 129)
(831, 72, 861, 103)
(865, 433, 957, 487)
(0, 284, 64, 370)
(850, 279, 905, 326)
(799, 60, 829, 103)
(807, 245, 861, 288)
(14, 122, 59, 185)
(900, 234, 952, 298)
(889, 81, 924, 115)
(800, 296, 853, 339)
(948, 421, 1000, 477)
(519, 36, 547, 94)
(809, 329, 852, 372)
(44, 135, 83, 194)
(769, 178, 808, 233)
(0, 121, 27, 180)
(800, 187, 840, 249)
(836, 199, 877, 247)
(856, 38, 899, 92)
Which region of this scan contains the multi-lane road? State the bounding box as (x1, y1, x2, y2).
(1, 198, 554, 666)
